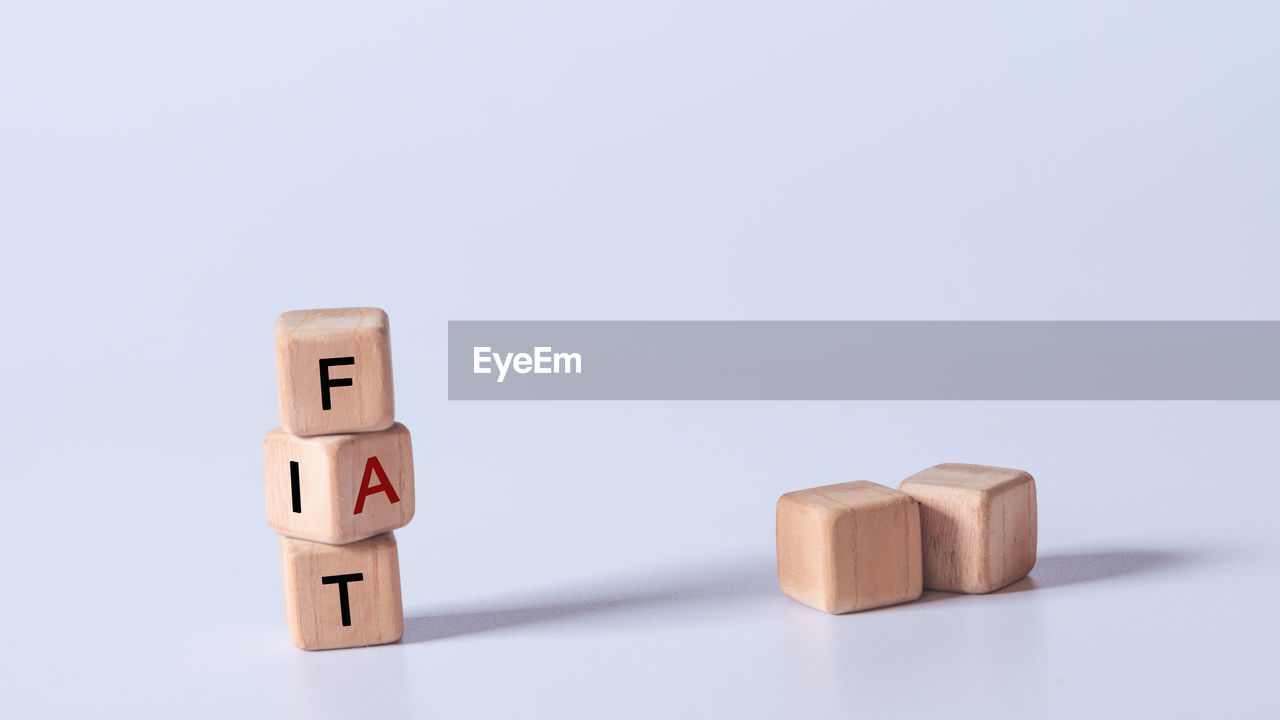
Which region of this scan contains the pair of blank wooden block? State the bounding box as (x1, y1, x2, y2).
(776, 463, 1037, 613)
(265, 308, 414, 650)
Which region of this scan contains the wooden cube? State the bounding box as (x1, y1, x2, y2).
(279, 532, 404, 650)
(275, 307, 394, 436)
(898, 463, 1037, 594)
(264, 423, 415, 545)
(776, 481, 922, 614)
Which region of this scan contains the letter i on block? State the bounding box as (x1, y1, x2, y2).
(276, 308, 394, 436)
(264, 423, 415, 544)
(280, 532, 403, 650)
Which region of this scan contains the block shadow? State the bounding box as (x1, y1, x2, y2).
(992, 548, 1195, 594)
(405, 549, 1202, 639)
(403, 559, 779, 643)
(907, 548, 1199, 605)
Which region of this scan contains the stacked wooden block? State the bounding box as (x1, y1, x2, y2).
(776, 463, 1037, 613)
(264, 307, 415, 649)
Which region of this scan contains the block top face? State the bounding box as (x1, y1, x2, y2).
(276, 307, 389, 337)
(900, 463, 1032, 497)
(280, 528, 398, 563)
(780, 480, 913, 515)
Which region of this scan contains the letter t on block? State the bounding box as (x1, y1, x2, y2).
(279, 532, 403, 650)
(275, 307, 395, 436)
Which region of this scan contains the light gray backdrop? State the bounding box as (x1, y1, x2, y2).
(1, 1, 1277, 718)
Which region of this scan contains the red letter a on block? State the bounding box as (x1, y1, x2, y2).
(353, 456, 401, 514)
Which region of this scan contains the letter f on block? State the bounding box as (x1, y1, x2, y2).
(319, 357, 355, 410)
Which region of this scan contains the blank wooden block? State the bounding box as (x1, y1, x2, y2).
(776, 481, 922, 614)
(898, 463, 1037, 594)
(280, 532, 404, 650)
(264, 422, 415, 545)
(276, 307, 394, 436)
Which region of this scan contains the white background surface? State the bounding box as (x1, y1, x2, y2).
(2, 2, 1278, 718)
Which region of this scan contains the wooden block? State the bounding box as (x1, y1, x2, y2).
(264, 423, 414, 544)
(275, 307, 394, 436)
(279, 532, 404, 650)
(776, 481, 922, 614)
(898, 463, 1037, 594)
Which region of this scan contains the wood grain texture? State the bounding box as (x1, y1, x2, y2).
(776, 481, 922, 614)
(898, 463, 1037, 594)
(279, 532, 404, 651)
(275, 307, 394, 436)
(264, 423, 415, 545)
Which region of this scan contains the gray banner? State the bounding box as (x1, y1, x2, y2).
(447, 321, 1280, 400)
